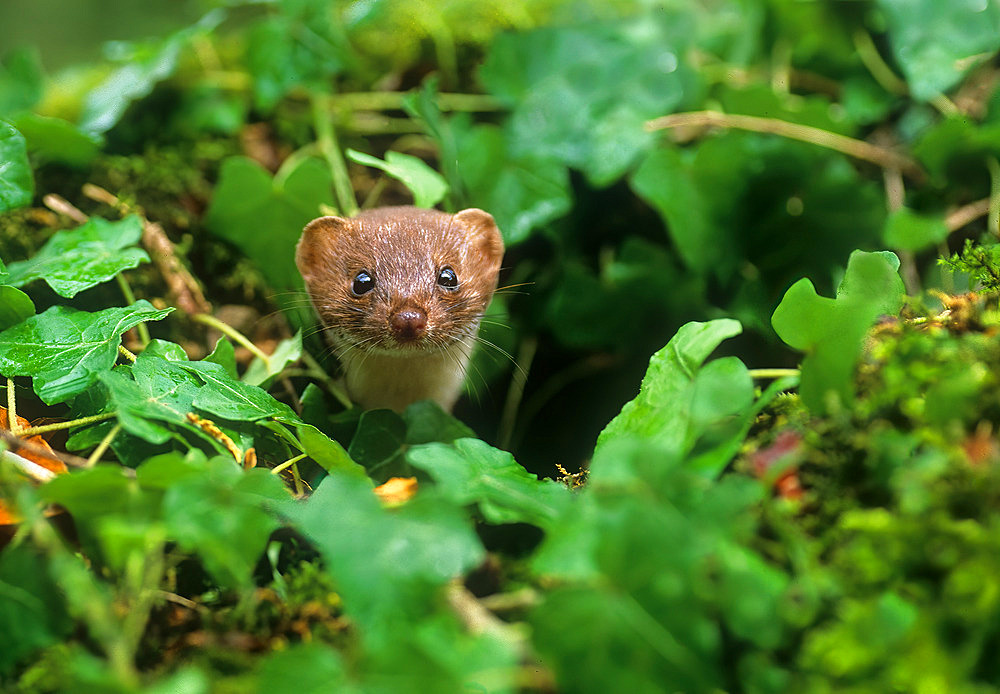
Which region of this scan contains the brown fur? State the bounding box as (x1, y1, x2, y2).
(296, 206, 504, 412)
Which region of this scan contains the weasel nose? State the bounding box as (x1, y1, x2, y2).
(389, 308, 428, 341)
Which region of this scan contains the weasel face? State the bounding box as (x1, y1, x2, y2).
(296, 206, 505, 357)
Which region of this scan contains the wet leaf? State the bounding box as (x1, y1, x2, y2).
(0, 121, 32, 213)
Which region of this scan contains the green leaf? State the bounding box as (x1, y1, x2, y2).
(878, 0, 1000, 102)
(78, 10, 224, 134)
(292, 473, 484, 637)
(243, 331, 302, 387)
(453, 121, 572, 245)
(595, 319, 746, 459)
(0, 285, 34, 331)
(348, 408, 407, 478)
(480, 11, 699, 186)
(160, 456, 288, 590)
(205, 155, 334, 291)
(346, 149, 448, 208)
(203, 337, 238, 379)
(0, 301, 173, 404)
(12, 113, 101, 168)
(407, 438, 572, 528)
(772, 250, 905, 413)
(297, 423, 367, 478)
(0, 121, 33, 213)
(0, 546, 72, 676)
(0, 46, 44, 117)
(4, 216, 149, 298)
(402, 400, 475, 445)
(177, 360, 301, 425)
(256, 644, 354, 694)
(883, 208, 949, 252)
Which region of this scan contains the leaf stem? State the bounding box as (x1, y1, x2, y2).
(300, 350, 353, 409)
(749, 369, 801, 380)
(853, 30, 907, 97)
(330, 91, 500, 112)
(6, 377, 18, 435)
(645, 110, 925, 181)
(116, 274, 151, 346)
(17, 411, 118, 438)
(498, 336, 537, 450)
(271, 452, 308, 476)
(86, 423, 122, 468)
(192, 313, 270, 366)
(311, 92, 358, 217)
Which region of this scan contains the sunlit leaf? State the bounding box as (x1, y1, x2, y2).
(346, 149, 448, 208)
(0, 121, 32, 213)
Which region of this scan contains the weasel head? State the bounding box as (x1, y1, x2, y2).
(296, 206, 504, 358)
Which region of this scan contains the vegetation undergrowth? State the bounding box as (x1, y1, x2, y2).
(2, 0, 1000, 691)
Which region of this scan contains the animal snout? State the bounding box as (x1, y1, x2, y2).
(389, 308, 428, 341)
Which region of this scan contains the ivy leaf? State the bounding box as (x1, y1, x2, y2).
(0, 46, 44, 117)
(480, 11, 699, 186)
(346, 149, 448, 208)
(4, 216, 149, 298)
(0, 302, 172, 404)
(882, 208, 949, 252)
(205, 155, 334, 292)
(292, 474, 484, 638)
(453, 121, 572, 245)
(12, 113, 101, 168)
(772, 250, 905, 413)
(78, 10, 224, 135)
(348, 409, 407, 480)
(243, 331, 302, 387)
(407, 438, 572, 528)
(176, 360, 301, 425)
(0, 286, 34, 332)
(595, 319, 749, 461)
(297, 424, 367, 478)
(878, 0, 1000, 102)
(0, 121, 33, 213)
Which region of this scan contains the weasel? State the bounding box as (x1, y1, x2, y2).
(296, 206, 504, 412)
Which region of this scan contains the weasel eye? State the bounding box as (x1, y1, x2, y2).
(352, 270, 374, 296)
(437, 266, 459, 290)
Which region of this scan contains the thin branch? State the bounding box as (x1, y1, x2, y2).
(853, 30, 907, 97)
(946, 197, 991, 232)
(498, 336, 536, 450)
(989, 157, 1000, 237)
(191, 313, 270, 366)
(646, 111, 925, 181)
(6, 378, 18, 435)
(0, 428, 91, 468)
(86, 423, 122, 468)
(17, 411, 117, 438)
(42, 194, 89, 224)
(271, 453, 307, 476)
(748, 369, 801, 380)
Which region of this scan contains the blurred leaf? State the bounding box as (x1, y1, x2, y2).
(0, 46, 44, 117)
(595, 319, 746, 459)
(912, 116, 1000, 184)
(293, 473, 484, 637)
(205, 155, 334, 291)
(0, 546, 72, 675)
(480, 11, 700, 185)
(346, 149, 448, 208)
(772, 250, 905, 413)
(348, 408, 407, 477)
(4, 216, 148, 298)
(0, 285, 34, 331)
(883, 208, 949, 252)
(878, 0, 1000, 102)
(247, 3, 348, 111)
(243, 331, 302, 387)
(0, 121, 32, 213)
(78, 10, 224, 134)
(407, 438, 572, 527)
(161, 456, 289, 590)
(256, 643, 355, 694)
(453, 120, 572, 244)
(402, 400, 475, 445)
(297, 423, 367, 477)
(11, 112, 101, 167)
(0, 302, 172, 404)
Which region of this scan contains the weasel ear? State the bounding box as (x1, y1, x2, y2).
(296, 216, 350, 280)
(453, 208, 504, 268)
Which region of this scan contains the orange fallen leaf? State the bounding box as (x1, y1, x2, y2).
(1, 406, 69, 525)
(374, 477, 418, 506)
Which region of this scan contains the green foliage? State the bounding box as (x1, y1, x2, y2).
(3, 0, 1000, 690)
(772, 251, 906, 413)
(0, 122, 32, 213)
(4, 216, 148, 298)
(345, 148, 448, 208)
